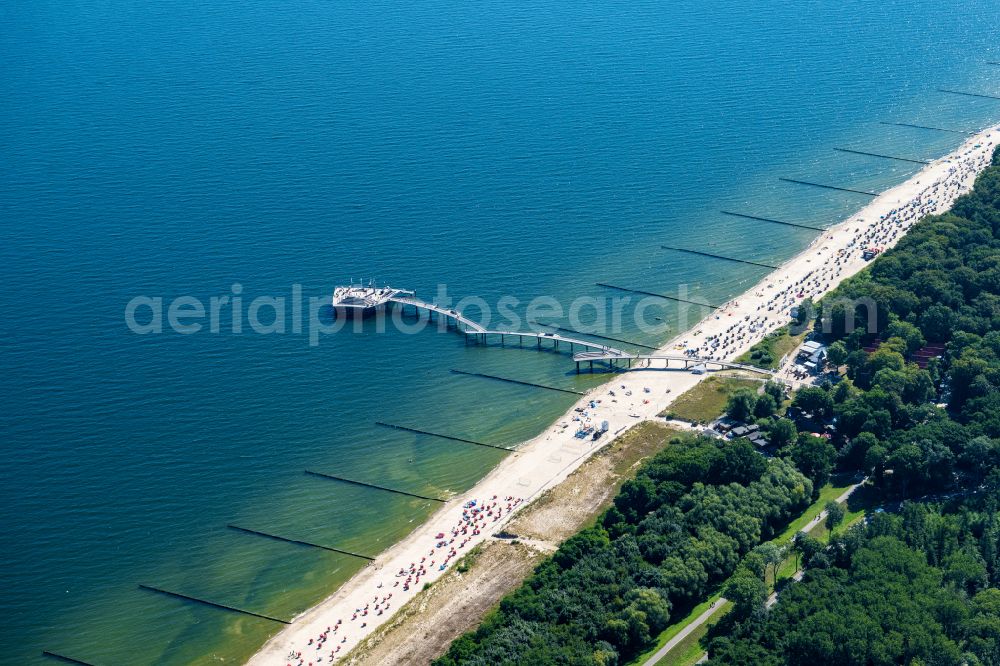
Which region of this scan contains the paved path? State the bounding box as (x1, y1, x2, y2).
(641, 601, 727, 666)
(644, 479, 866, 665)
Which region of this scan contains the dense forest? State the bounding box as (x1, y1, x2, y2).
(435, 437, 812, 665)
(438, 148, 1000, 666)
(705, 498, 1000, 664)
(700, 147, 1000, 664)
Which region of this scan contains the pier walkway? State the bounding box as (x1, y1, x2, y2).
(389, 296, 629, 356)
(571, 350, 777, 376)
(347, 288, 771, 377)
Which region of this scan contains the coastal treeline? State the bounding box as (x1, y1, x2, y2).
(434, 436, 812, 666)
(793, 146, 1000, 496)
(438, 147, 1000, 665)
(700, 148, 1000, 663)
(705, 498, 1000, 664)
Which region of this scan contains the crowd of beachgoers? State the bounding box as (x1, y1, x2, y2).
(689, 142, 994, 363)
(284, 496, 524, 665)
(252, 128, 997, 666)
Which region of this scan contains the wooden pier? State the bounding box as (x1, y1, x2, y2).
(337, 287, 772, 379)
(390, 296, 486, 333)
(138, 584, 291, 624)
(572, 350, 777, 376)
(779, 177, 879, 197)
(388, 295, 628, 356)
(528, 320, 658, 350)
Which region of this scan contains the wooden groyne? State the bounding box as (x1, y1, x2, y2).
(938, 88, 1000, 101)
(719, 210, 824, 231)
(528, 320, 658, 350)
(375, 421, 514, 452)
(834, 147, 930, 165)
(660, 245, 777, 269)
(138, 584, 291, 624)
(303, 470, 447, 502)
(880, 121, 974, 135)
(227, 524, 377, 559)
(779, 178, 878, 197)
(596, 283, 721, 309)
(450, 368, 585, 395)
(41, 652, 96, 666)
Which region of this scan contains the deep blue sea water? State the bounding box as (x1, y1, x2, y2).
(2, 1, 999, 663)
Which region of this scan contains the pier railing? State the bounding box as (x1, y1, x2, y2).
(387, 295, 776, 376)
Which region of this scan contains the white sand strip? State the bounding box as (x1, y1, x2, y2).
(248, 125, 997, 666)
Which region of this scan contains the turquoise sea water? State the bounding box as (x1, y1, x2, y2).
(2, 1, 999, 663)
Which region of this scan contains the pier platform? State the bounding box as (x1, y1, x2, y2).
(331, 284, 771, 377)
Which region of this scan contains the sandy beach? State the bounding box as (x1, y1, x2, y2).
(248, 125, 998, 666)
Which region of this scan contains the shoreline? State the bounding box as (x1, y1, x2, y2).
(247, 125, 998, 665)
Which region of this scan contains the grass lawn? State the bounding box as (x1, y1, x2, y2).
(659, 601, 733, 666)
(773, 474, 858, 544)
(628, 593, 725, 665)
(736, 326, 807, 370)
(809, 502, 868, 542)
(662, 375, 762, 423)
(774, 475, 867, 582)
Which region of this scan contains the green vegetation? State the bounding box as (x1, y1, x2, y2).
(439, 149, 1000, 666)
(736, 325, 806, 370)
(434, 434, 812, 666)
(662, 375, 761, 423)
(629, 593, 723, 665)
(723, 380, 788, 423)
(660, 602, 731, 666)
(630, 476, 859, 666)
(700, 148, 1000, 663)
(706, 500, 1000, 664)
